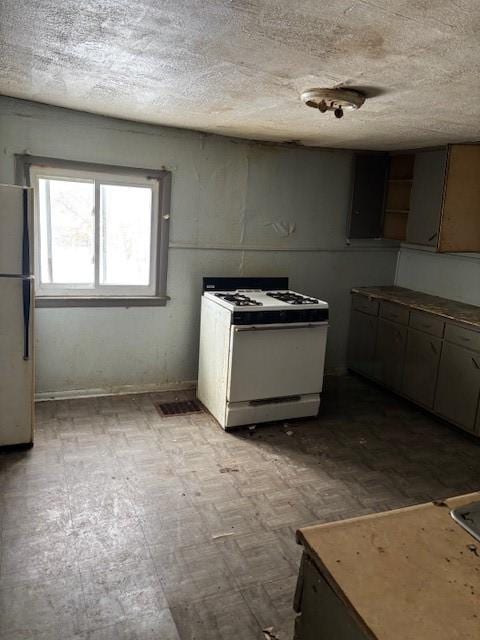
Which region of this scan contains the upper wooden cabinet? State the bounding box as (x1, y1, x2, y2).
(407, 149, 447, 246)
(347, 144, 480, 251)
(407, 144, 480, 252)
(348, 152, 414, 242)
(347, 153, 389, 239)
(439, 145, 480, 252)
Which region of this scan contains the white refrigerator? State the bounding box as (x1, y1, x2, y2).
(0, 184, 35, 447)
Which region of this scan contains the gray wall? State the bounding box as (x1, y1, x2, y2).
(0, 97, 397, 397)
(395, 247, 480, 307)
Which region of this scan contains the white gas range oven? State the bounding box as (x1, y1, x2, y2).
(197, 277, 329, 429)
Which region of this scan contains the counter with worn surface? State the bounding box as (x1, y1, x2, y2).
(295, 493, 480, 640)
(351, 286, 480, 329)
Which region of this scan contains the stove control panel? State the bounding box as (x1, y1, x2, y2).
(232, 308, 329, 325)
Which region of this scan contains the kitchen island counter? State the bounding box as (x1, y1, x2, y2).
(294, 492, 480, 639)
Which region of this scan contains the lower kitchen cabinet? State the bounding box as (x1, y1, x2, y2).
(402, 329, 442, 408)
(294, 555, 368, 640)
(349, 288, 480, 437)
(434, 342, 480, 433)
(347, 310, 378, 378)
(374, 319, 407, 391)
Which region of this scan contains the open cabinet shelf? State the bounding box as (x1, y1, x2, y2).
(383, 153, 415, 241)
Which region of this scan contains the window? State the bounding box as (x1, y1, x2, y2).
(20, 158, 171, 306)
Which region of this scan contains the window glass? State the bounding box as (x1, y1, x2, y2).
(99, 184, 152, 286)
(39, 178, 95, 284)
(30, 162, 168, 301)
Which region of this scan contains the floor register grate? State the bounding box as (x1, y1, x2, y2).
(154, 399, 203, 417)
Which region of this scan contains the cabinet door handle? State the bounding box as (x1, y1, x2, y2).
(428, 232, 438, 242)
(472, 357, 480, 370)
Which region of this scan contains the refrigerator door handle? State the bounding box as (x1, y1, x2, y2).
(22, 189, 32, 361)
(22, 279, 31, 360)
(22, 189, 31, 276)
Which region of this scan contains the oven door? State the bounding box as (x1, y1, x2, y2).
(227, 323, 328, 402)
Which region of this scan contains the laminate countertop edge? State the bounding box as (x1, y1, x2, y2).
(351, 286, 480, 330)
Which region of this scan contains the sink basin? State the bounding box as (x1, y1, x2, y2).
(451, 501, 480, 543)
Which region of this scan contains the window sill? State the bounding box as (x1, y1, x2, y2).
(35, 296, 169, 308)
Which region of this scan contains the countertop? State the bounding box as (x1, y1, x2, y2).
(352, 285, 480, 330)
(297, 493, 480, 640)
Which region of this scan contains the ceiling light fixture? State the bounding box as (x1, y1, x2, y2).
(301, 88, 366, 119)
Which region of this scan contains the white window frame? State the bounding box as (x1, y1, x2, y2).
(16, 156, 171, 307)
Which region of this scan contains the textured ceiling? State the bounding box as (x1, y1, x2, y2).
(1, 0, 480, 149)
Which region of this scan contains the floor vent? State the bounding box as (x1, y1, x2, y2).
(154, 399, 202, 417)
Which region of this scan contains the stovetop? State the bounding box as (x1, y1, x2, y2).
(214, 293, 262, 307)
(208, 289, 328, 311)
(266, 291, 319, 305)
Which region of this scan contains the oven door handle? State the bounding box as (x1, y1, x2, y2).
(233, 323, 326, 332)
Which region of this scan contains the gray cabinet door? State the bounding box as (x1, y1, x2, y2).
(402, 329, 442, 408)
(407, 149, 447, 246)
(295, 555, 369, 640)
(374, 319, 407, 391)
(434, 342, 480, 432)
(347, 310, 378, 378)
(348, 153, 389, 239)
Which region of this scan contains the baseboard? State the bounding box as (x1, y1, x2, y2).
(35, 367, 347, 402)
(35, 380, 197, 402)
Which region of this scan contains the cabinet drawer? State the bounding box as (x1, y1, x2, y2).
(445, 324, 480, 352)
(380, 301, 409, 325)
(352, 294, 379, 317)
(409, 310, 445, 337)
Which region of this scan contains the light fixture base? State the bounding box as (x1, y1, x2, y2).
(301, 88, 365, 116)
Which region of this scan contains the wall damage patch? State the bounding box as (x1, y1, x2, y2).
(265, 220, 297, 237)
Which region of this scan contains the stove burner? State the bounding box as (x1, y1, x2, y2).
(266, 291, 319, 305)
(215, 293, 262, 306)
